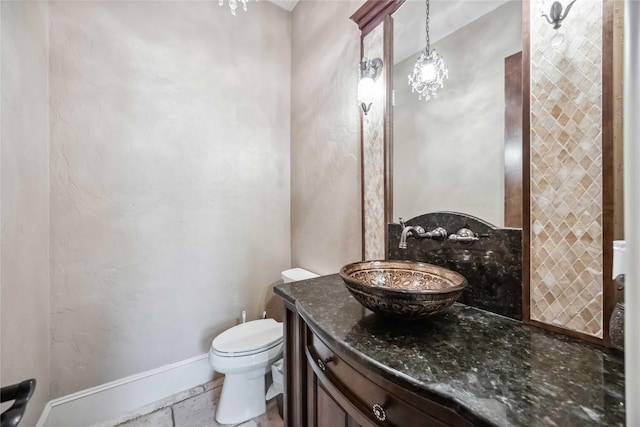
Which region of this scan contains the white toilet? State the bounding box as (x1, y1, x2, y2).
(209, 268, 318, 424)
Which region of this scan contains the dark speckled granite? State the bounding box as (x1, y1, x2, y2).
(388, 212, 522, 320)
(275, 275, 625, 427)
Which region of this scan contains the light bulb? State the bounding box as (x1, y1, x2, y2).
(420, 62, 437, 82)
(357, 77, 376, 105)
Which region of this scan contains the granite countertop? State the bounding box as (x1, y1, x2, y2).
(275, 274, 625, 427)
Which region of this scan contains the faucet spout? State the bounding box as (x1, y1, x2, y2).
(399, 223, 449, 249)
(399, 225, 425, 249)
(397, 218, 450, 249)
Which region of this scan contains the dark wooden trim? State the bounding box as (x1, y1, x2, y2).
(602, 0, 615, 346)
(283, 307, 297, 425)
(383, 15, 394, 258)
(612, 3, 624, 242)
(350, 0, 405, 37)
(526, 319, 606, 347)
(359, 36, 366, 261)
(504, 51, 524, 229)
(297, 308, 309, 424)
(521, 0, 532, 324)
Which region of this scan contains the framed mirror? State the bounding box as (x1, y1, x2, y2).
(354, 0, 623, 346)
(392, 0, 523, 228)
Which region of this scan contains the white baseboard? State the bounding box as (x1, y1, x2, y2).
(36, 353, 214, 427)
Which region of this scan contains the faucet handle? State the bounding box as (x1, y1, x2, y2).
(399, 217, 406, 228)
(425, 227, 448, 241)
(448, 228, 480, 244)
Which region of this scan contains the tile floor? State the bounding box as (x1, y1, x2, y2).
(103, 380, 283, 427)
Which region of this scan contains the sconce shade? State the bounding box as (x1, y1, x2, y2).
(358, 77, 376, 108)
(358, 57, 383, 115)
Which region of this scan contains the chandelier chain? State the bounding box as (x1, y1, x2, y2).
(425, 0, 430, 53)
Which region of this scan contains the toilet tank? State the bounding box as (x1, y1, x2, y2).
(281, 268, 319, 283)
(613, 240, 626, 279)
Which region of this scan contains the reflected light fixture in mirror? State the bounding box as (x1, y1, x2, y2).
(408, 0, 448, 101)
(219, 0, 252, 15)
(358, 57, 383, 115)
(540, 0, 577, 46)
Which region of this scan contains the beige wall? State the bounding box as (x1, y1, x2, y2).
(3, 0, 362, 409)
(0, 1, 51, 424)
(48, 1, 291, 397)
(291, 0, 364, 273)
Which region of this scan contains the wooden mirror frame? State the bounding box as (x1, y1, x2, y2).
(350, 0, 404, 261)
(351, 0, 617, 346)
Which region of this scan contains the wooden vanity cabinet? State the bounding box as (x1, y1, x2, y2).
(283, 305, 476, 427)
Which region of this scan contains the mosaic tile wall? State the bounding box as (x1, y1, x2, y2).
(530, 0, 604, 337)
(362, 24, 386, 261)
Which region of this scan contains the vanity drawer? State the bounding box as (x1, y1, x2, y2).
(305, 326, 473, 427)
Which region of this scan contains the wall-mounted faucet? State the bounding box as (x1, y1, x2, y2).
(398, 218, 448, 249)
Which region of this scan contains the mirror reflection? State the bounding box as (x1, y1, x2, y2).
(392, 0, 522, 227)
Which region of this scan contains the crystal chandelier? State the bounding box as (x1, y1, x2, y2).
(219, 0, 254, 15)
(408, 0, 448, 101)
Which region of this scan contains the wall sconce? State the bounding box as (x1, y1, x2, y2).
(541, 0, 577, 46)
(358, 57, 383, 115)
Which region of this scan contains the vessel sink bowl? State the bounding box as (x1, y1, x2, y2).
(339, 260, 468, 319)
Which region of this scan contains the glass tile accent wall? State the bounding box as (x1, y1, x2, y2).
(529, 0, 604, 337)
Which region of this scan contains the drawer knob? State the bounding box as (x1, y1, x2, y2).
(317, 357, 332, 371)
(372, 403, 387, 421)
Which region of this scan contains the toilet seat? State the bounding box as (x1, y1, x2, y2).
(212, 339, 282, 357)
(212, 319, 283, 356)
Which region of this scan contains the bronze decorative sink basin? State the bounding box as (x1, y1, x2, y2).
(339, 260, 468, 319)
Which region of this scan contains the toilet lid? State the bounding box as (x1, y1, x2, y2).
(212, 319, 283, 354)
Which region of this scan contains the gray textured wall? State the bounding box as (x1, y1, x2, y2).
(393, 1, 522, 226)
(2, 0, 366, 410)
(1, 1, 51, 424)
(291, 0, 364, 273)
(48, 1, 291, 397)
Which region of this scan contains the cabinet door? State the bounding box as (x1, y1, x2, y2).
(306, 359, 373, 427)
(317, 382, 351, 427)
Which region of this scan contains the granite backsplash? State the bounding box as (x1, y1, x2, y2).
(387, 212, 523, 320)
